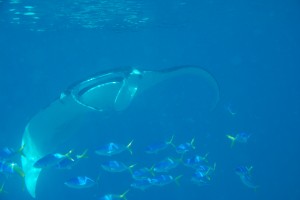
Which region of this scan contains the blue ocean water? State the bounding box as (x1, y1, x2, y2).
(0, 0, 299, 200)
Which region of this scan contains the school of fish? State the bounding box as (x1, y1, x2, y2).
(0, 129, 258, 199)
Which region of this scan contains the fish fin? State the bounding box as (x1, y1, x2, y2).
(126, 140, 134, 155)
(226, 135, 236, 147)
(76, 149, 88, 159)
(11, 163, 25, 178)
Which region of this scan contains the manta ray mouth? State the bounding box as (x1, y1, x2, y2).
(62, 68, 142, 111)
(21, 66, 219, 198)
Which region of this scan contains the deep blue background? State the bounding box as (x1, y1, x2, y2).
(0, 0, 300, 200)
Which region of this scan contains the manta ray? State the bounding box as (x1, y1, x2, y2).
(21, 66, 219, 198)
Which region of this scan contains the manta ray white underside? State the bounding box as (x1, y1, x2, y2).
(21, 66, 219, 198)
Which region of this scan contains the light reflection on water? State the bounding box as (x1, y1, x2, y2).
(1, 0, 153, 31)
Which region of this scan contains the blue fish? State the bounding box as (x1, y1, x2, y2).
(184, 153, 208, 168)
(33, 150, 73, 169)
(0, 160, 14, 175)
(150, 174, 182, 186)
(235, 166, 259, 189)
(194, 163, 216, 180)
(152, 157, 181, 173)
(227, 132, 250, 147)
(235, 166, 258, 189)
(132, 167, 153, 180)
(0, 160, 25, 178)
(64, 176, 95, 189)
(98, 190, 129, 200)
(0, 145, 26, 160)
(95, 140, 133, 156)
(101, 160, 135, 173)
(131, 178, 153, 191)
(55, 149, 88, 170)
(239, 173, 258, 189)
(145, 135, 175, 154)
(235, 166, 252, 177)
(176, 138, 196, 154)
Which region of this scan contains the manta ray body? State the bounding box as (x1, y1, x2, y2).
(21, 66, 219, 198)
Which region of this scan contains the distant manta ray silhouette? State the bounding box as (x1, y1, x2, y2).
(21, 66, 219, 198)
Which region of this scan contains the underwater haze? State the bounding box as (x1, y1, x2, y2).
(0, 0, 300, 200)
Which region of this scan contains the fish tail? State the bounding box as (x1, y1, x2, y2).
(254, 185, 260, 192)
(17, 144, 27, 158)
(77, 149, 88, 159)
(167, 135, 176, 147)
(177, 153, 184, 163)
(149, 164, 156, 176)
(128, 164, 136, 174)
(126, 140, 134, 155)
(246, 166, 254, 176)
(65, 150, 74, 161)
(226, 134, 236, 147)
(120, 190, 130, 200)
(0, 182, 7, 194)
(212, 162, 217, 171)
(174, 175, 183, 186)
(205, 163, 216, 179)
(190, 138, 196, 149)
(95, 173, 102, 188)
(247, 166, 253, 172)
(203, 153, 209, 162)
